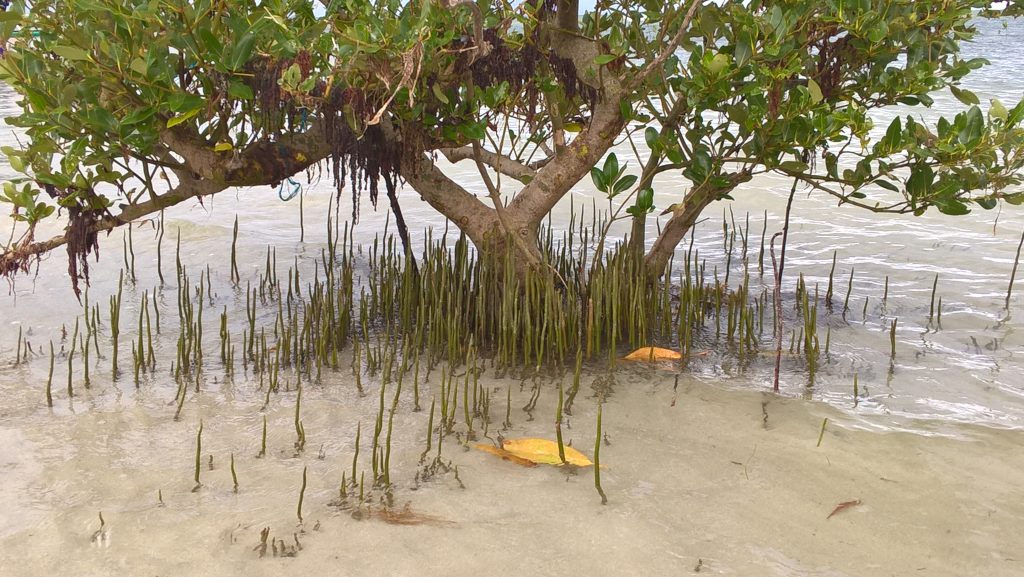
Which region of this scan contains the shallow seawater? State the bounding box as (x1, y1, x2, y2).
(2, 17, 1024, 577)
(1, 359, 1023, 577)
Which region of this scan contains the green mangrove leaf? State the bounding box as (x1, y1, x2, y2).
(950, 85, 979, 106)
(51, 45, 91, 62)
(807, 78, 823, 104)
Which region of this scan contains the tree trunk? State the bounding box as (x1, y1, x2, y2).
(400, 152, 550, 281)
(628, 213, 646, 262)
(643, 173, 751, 280)
(643, 199, 712, 280)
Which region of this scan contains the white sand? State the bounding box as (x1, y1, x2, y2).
(1, 366, 1020, 577)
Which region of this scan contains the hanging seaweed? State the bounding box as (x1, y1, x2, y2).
(322, 86, 402, 222)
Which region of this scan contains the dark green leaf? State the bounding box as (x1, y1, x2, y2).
(950, 85, 979, 106)
(907, 163, 934, 198)
(590, 167, 608, 192)
(613, 174, 638, 195)
(937, 200, 970, 216)
(734, 32, 752, 67)
(459, 122, 486, 141)
(636, 187, 654, 210)
(958, 106, 985, 147)
(874, 179, 899, 192)
(779, 160, 809, 173)
(229, 32, 258, 71)
(122, 106, 156, 125)
(228, 82, 254, 101)
(645, 127, 659, 152)
(619, 100, 633, 121)
(976, 197, 998, 210)
(168, 93, 204, 113)
(603, 154, 619, 181)
(882, 117, 902, 151)
(51, 45, 90, 61)
(197, 26, 223, 55)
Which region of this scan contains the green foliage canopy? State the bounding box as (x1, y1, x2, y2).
(2, 0, 1024, 284)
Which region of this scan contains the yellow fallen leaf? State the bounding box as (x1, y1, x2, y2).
(501, 438, 593, 467)
(623, 346, 682, 361)
(474, 443, 538, 468)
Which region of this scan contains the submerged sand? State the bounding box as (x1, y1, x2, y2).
(0, 364, 1020, 577)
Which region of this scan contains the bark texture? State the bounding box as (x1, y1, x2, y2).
(643, 172, 752, 279)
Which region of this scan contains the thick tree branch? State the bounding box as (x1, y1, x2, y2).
(160, 123, 332, 186)
(1, 175, 225, 276)
(548, 3, 620, 93)
(440, 146, 538, 183)
(399, 152, 497, 245)
(556, 0, 579, 32)
(470, 141, 543, 267)
(644, 171, 752, 278)
(506, 92, 627, 226)
(787, 171, 915, 214)
(630, 0, 703, 89)
(499, 1, 631, 229)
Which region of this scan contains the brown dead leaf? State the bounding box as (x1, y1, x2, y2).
(826, 499, 862, 519)
(623, 346, 682, 361)
(365, 504, 454, 527)
(474, 443, 538, 467)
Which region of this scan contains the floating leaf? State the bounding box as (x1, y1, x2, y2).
(474, 443, 538, 467)
(623, 346, 682, 361)
(593, 53, 617, 66)
(501, 438, 593, 467)
(214, 141, 233, 152)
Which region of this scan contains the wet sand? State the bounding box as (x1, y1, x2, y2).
(1, 365, 1020, 577)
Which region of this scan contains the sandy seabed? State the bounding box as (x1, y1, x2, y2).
(0, 364, 1020, 577)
